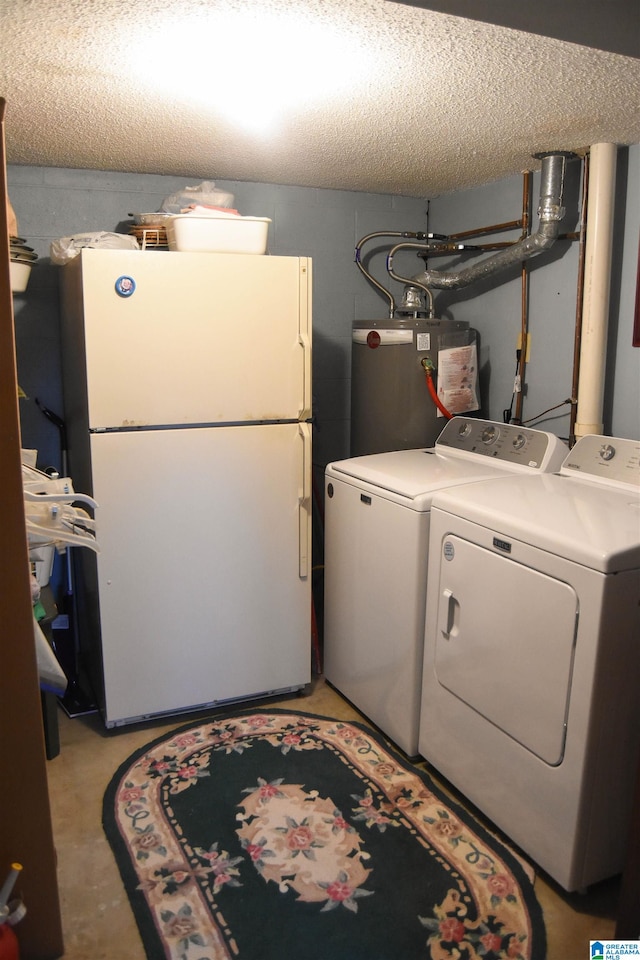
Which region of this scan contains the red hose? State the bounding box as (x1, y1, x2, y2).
(425, 369, 454, 419)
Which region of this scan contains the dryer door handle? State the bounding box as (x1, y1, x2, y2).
(440, 588, 460, 640)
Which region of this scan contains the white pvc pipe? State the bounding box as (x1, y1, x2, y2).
(574, 142, 617, 439)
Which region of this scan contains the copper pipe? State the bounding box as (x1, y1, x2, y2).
(515, 171, 532, 422)
(449, 219, 524, 241)
(569, 153, 589, 445)
(419, 241, 524, 256)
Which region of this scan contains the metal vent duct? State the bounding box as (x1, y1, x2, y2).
(411, 152, 571, 291)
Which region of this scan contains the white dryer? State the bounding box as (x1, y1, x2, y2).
(419, 434, 640, 891)
(323, 417, 566, 757)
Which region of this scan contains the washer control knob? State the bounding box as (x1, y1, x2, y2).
(481, 425, 499, 445)
(512, 433, 527, 451)
(599, 443, 616, 461)
(457, 421, 472, 438)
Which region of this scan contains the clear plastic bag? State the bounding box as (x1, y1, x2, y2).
(50, 232, 140, 264)
(160, 181, 235, 214)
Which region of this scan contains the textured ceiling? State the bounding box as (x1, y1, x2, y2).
(1, 0, 639, 197)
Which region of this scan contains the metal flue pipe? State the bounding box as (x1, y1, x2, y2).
(411, 152, 571, 291)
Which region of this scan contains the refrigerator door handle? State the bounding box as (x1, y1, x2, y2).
(298, 422, 312, 579)
(298, 259, 312, 420)
(298, 330, 312, 420)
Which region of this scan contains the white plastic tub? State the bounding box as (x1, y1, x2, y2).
(166, 215, 271, 254)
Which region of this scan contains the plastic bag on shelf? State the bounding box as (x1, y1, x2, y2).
(160, 181, 235, 214)
(179, 204, 240, 217)
(50, 231, 139, 264)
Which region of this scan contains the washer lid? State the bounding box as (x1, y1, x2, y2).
(326, 418, 567, 508)
(327, 449, 511, 506)
(432, 473, 640, 572)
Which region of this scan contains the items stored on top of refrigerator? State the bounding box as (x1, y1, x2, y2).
(50, 232, 139, 263)
(161, 181, 268, 253)
(159, 180, 236, 214)
(165, 213, 271, 254)
(49, 181, 273, 258)
(59, 248, 312, 727)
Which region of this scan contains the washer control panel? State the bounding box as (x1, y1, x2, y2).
(435, 417, 567, 470)
(560, 434, 640, 489)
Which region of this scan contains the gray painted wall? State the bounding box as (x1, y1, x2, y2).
(9, 143, 639, 490)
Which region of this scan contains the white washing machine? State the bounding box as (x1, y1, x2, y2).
(323, 417, 567, 757)
(419, 434, 640, 891)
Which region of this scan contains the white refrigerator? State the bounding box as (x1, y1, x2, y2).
(60, 248, 312, 727)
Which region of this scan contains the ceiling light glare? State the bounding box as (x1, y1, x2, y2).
(129, 9, 371, 135)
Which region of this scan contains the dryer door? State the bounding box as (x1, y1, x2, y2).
(434, 535, 578, 765)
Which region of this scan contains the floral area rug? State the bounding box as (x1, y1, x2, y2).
(103, 709, 546, 960)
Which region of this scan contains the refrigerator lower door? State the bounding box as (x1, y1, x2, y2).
(84, 423, 311, 726)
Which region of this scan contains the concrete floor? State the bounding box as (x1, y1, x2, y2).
(46, 677, 620, 959)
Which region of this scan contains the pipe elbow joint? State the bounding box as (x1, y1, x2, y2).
(529, 221, 560, 251)
(528, 232, 555, 253)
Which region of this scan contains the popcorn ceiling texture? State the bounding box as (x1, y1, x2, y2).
(1, 0, 639, 196)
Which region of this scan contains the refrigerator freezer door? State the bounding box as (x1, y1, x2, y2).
(62, 249, 311, 430)
(86, 423, 311, 726)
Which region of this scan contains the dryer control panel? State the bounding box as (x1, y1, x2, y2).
(435, 417, 567, 471)
(560, 434, 640, 489)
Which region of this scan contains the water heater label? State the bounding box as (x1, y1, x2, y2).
(416, 333, 431, 351)
(437, 343, 480, 416)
